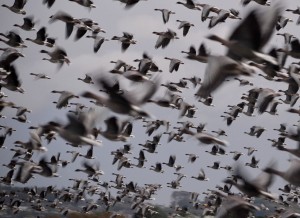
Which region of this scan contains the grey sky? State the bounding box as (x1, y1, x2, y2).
(0, 0, 300, 208)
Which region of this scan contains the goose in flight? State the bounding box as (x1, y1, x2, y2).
(245, 156, 260, 168)
(1, 0, 27, 15)
(41, 47, 70, 68)
(78, 74, 94, 84)
(207, 5, 281, 64)
(215, 194, 260, 218)
(195, 55, 254, 98)
(98, 116, 131, 142)
(224, 164, 275, 199)
(150, 162, 164, 173)
(264, 158, 300, 187)
(154, 8, 175, 24)
(86, 35, 109, 53)
(111, 32, 137, 52)
(43, 0, 56, 8)
(81, 76, 159, 117)
(176, 20, 194, 36)
(13, 16, 36, 31)
(244, 125, 266, 138)
(45, 112, 102, 146)
(191, 168, 209, 181)
(51, 90, 79, 109)
(241, 0, 271, 6)
(26, 27, 52, 46)
(68, 0, 96, 9)
(114, 0, 147, 9)
(153, 29, 179, 49)
(162, 155, 176, 168)
(0, 65, 25, 93)
(164, 57, 184, 73)
(75, 161, 104, 178)
(0, 31, 27, 48)
(29, 73, 51, 80)
(176, 0, 201, 10)
(181, 43, 209, 63)
(49, 11, 81, 38)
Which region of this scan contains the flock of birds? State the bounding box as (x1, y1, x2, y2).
(2, 0, 300, 217)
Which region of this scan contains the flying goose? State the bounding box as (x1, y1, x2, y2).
(78, 74, 94, 84)
(0, 169, 14, 185)
(245, 156, 260, 168)
(79, 146, 95, 159)
(98, 116, 130, 142)
(86, 35, 108, 53)
(277, 144, 300, 158)
(0, 125, 16, 136)
(13, 16, 35, 31)
(133, 53, 161, 75)
(241, 0, 271, 6)
(176, 20, 194, 36)
(14, 131, 47, 151)
(243, 146, 258, 156)
(26, 27, 52, 46)
(264, 158, 300, 187)
(1, 0, 27, 15)
(277, 38, 300, 59)
(111, 32, 136, 52)
(185, 153, 199, 163)
(51, 90, 79, 109)
(29, 73, 51, 80)
(256, 88, 281, 114)
(208, 9, 231, 29)
(234, 77, 253, 86)
(49, 11, 81, 38)
(276, 32, 295, 44)
(224, 164, 275, 199)
(191, 168, 209, 181)
(215, 194, 260, 218)
(41, 47, 70, 67)
(154, 8, 175, 24)
(68, 0, 96, 9)
(35, 157, 59, 178)
(276, 16, 293, 31)
(75, 161, 104, 178)
(81, 76, 159, 117)
(14, 161, 40, 184)
(153, 29, 179, 49)
(114, 0, 146, 9)
(0, 47, 24, 67)
(207, 161, 220, 170)
(43, 0, 56, 8)
(2, 159, 17, 170)
(11, 105, 31, 116)
(181, 43, 209, 63)
(205, 145, 219, 156)
(161, 83, 182, 93)
(195, 55, 254, 98)
(45, 112, 102, 146)
(150, 162, 164, 173)
(133, 150, 147, 168)
(200, 4, 220, 21)
(176, 0, 201, 10)
(207, 5, 281, 64)
(244, 125, 266, 138)
(164, 57, 184, 73)
(182, 76, 201, 88)
(162, 155, 176, 168)
(230, 151, 244, 161)
(0, 32, 27, 48)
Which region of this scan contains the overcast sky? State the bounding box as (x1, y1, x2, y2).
(1, 0, 300, 208)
